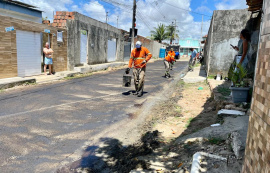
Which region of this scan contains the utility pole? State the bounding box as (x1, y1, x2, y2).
(200, 15, 204, 51)
(117, 16, 119, 28)
(106, 12, 108, 23)
(131, 0, 136, 50)
(174, 19, 177, 45)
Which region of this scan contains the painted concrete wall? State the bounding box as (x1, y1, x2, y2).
(204, 9, 252, 76)
(134, 35, 165, 58)
(179, 38, 200, 48)
(66, 12, 124, 70)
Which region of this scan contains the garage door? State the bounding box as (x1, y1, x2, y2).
(16, 30, 41, 77)
(80, 30, 88, 64)
(107, 38, 116, 62)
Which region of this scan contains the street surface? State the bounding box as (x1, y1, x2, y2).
(0, 59, 188, 173)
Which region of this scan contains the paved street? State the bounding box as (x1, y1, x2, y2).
(0, 59, 188, 173)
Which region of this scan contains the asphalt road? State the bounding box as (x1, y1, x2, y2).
(0, 59, 188, 173)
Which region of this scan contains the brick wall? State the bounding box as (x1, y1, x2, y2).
(0, 15, 67, 79)
(242, 1, 270, 172)
(50, 11, 75, 28)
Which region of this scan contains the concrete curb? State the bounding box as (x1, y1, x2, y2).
(74, 62, 127, 73)
(0, 78, 36, 90)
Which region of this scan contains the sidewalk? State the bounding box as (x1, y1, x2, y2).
(182, 65, 207, 83)
(0, 61, 128, 90)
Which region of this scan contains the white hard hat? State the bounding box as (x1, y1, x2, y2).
(136, 41, 142, 48)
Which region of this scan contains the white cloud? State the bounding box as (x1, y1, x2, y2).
(195, 6, 212, 14)
(83, 0, 107, 22)
(215, 0, 248, 10)
(17, 0, 73, 20)
(17, 0, 211, 40)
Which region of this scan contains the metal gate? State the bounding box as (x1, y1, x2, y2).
(16, 30, 41, 77)
(124, 41, 131, 61)
(107, 38, 116, 62)
(80, 30, 88, 64)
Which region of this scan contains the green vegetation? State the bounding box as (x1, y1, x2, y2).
(175, 105, 182, 113)
(228, 63, 248, 87)
(217, 87, 231, 96)
(185, 117, 195, 128)
(64, 72, 93, 80)
(150, 23, 179, 44)
(208, 137, 225, 145)
(194, 63, 201, 68)
(150, 24, 168, 43)
(207, 75, 215, 79)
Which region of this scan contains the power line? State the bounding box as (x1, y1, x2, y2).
(163, 1, 212, 17)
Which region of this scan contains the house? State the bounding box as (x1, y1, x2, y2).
(0, 1, 67, 79)
(179, 38, 200, 56)
(47, 11, 125, 71)
(203, 8, 260, 77)
(0, 0, 42, 23)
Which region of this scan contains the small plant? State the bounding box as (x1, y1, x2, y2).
(217, 87, 231, 96)
(228, 63, 248, 87)
(185, 117, 195, 128)
(207, 75, 215, 79)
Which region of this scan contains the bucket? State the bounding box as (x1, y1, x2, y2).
(123, 74, 132, 87)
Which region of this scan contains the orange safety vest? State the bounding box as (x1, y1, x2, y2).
(165, 51, 175, 63)
(128, 47, 152, 68)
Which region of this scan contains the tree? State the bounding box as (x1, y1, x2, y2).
(166, 24, 179, 44)
(150, 24, 168, 43)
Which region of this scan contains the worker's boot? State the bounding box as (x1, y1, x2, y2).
(137, 90, 143, 97)
(133, 91, 138, 95)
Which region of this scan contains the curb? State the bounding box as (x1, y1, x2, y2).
(0, 78, 36, 90)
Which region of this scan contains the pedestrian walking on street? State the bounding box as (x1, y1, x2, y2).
(164, 48, 176, 78)
(43, 42, 54, 75)
(125, 41, 152, 97)
(188, 48, 197, 71)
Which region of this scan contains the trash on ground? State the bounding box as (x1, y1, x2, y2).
(171, 129, 176, 134)
(177, 162, 183, 168)
(198, 87, 203, 90)
(211, 123, 221, 127)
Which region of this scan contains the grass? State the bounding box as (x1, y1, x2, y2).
(175, 105, 182, 113)
(194, 63, 201, 67)
(217, 87, 231, 96)
(0, 89, 4, 93)
(24, 82, 36, 86)
(185, 117, 195, 128)
(64, 72, 93, 80)
(207, 75, 215, 79)
(208, 137, 225, 145)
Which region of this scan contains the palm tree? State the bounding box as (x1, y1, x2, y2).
(166, 24, 179, 44)
(150, 24, 168, 43)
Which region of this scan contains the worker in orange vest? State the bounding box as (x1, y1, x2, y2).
(164, 48, 176, 78)
(125, 41, 152, 97)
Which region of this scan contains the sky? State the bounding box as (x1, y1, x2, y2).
(17, 0, 248, 40)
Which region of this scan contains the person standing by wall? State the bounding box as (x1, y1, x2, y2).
(164, 48, 176, 78)
(189, 48, 197, 71)
(125, 41, 152, 97)
(43, 42, 54, 75)
(232, 29, 251, 68)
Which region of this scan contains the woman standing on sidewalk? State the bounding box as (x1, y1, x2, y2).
(43, 42, 54, 75)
